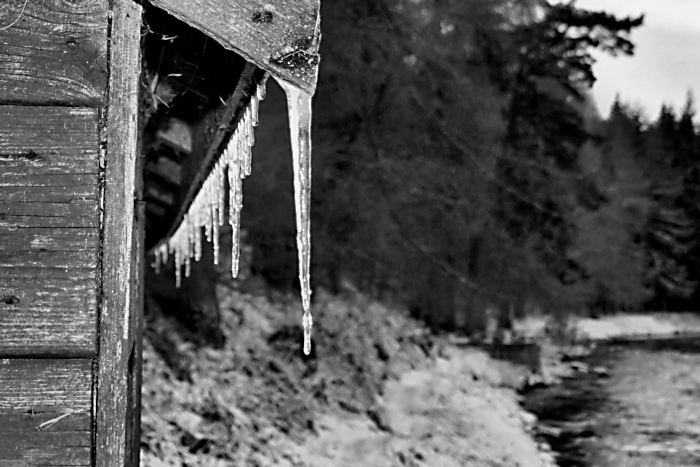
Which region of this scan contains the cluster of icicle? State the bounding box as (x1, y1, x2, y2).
(152, 74, 316, 355)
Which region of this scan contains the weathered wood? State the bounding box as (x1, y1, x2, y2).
(0, 0, 109, 105)
(0, 106, 101, 166)
(0, 249, 97, 269)
(0, 358, 92, 412)
(0, 106, 101, 228)
(0, 268, 97, 357)
(0, 201, 98, 229)
(0, 185, 97, 203)
(0, 105, 100, 357)
(126, 200, 145, 467)
(149, 0, 320, 94)
(0, 359, 92, 465)
(0, 227, 99, 253)
(0, 228, 98, 357)
(95, 1, 142, 466)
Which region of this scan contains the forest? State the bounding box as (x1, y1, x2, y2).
(239, 0, 698, 332)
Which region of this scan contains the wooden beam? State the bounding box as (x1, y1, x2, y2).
(0, 0, 109, 105)
(148, 63, 264, 252)
(149, 0, 321, 94)
(95, 0, 143, 466)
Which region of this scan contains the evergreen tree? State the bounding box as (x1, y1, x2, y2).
(570, 100, 651, 312)
(491, 1, 643, 295)
(643, 98, 696, 309)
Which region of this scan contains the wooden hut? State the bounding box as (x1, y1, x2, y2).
(0, 0, 320, 464)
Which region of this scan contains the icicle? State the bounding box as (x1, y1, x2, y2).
(274, 77, 314, 356)
(251, 95, 259, 127)
(194, 203, 203, 262)
(228, 131, 242, 277)
(247, 105, 255, 148)
(154, 90, 264, 290)
(217, 160, 225, 227)
(256, 73, 269, 101)
(212, 161, 223, 265)
(184, 214, 193, 278)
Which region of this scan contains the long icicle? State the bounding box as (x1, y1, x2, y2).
(274, 77, 314, 356)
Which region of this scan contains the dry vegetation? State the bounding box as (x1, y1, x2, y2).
(140, 283, 440, 466)
(140, 276, 557, 466)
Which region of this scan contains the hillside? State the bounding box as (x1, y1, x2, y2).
(139, 274, 556, 466)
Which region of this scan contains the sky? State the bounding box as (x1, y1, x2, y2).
(564, 0, 700, 120)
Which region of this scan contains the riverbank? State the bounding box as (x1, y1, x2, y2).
(517, 311, 700, 467)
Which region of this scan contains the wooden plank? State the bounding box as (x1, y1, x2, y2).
(150, 0, 321, 94)
(0, 358, 92, 412)
(0, 227, 99, 252)
(0, 0, 109, 105)
(0, 268, 97, 357)
(0, 175, 97, 187)
(0, 185, 97, 203)
(0, 106, 100, 166)
(0, 249, 97, 269)
(0, 200, 98, 229)
(0, 215, 98, 356)
(0, 106, 101, 227)
(95, 1, 142, 466)
(0, 226, 98, 269)
(0, 359, 92, 465)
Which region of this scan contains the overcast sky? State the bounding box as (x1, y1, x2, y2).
(564, 0, 700, 120)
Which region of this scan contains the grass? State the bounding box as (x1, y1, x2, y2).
(140, 286, 437, 466)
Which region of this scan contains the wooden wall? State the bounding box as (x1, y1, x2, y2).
(0, 0, 142, 465)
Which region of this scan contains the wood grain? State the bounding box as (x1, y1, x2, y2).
(95, 1, 143, 465)
(0, 106, 101, 170)
(150, 0, 321, 94)
(0, 105, 100, 357)
(0, 106, 101, 228)
(0, 0, 109, 105)
(0, 359, 92, 465)
(0, 267, 97, 357)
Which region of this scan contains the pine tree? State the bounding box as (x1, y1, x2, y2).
(493, 0, 644, 297)
(643, 99, 696, 309)
(570, 100, 651, 312)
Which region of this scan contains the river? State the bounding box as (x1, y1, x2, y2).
(522, 341, 700, 467)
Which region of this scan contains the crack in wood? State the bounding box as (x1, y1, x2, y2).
(0, 150, 44, 162)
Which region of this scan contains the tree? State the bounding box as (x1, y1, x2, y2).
(570, 100, 651, 312)
(492, 0, 644, 305)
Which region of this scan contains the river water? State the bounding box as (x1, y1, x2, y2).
(522, 342, 700, 467)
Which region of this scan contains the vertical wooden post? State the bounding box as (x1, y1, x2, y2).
(95, 1, 143, 465)
(127, 199, 146, 467)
